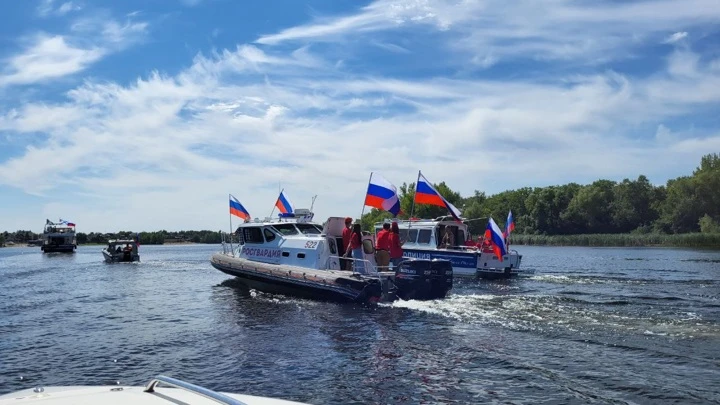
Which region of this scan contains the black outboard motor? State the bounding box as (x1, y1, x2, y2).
(394, 258, 453, 300)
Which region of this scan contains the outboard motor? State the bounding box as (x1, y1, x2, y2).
(394, 258, 453, 301)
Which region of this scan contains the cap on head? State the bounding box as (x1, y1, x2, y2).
(345, 217, 352, 224)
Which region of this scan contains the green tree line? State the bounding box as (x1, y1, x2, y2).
(361, 153, 720, 244)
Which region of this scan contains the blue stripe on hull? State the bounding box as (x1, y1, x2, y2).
(402, 248, 476, 275)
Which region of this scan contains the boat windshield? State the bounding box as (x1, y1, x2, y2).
(272, 223, 300, 236)
(296, 223, 322, 235)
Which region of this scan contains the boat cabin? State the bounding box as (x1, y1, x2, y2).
(374, 216, 468, 250)
(232, 210, 377, 274)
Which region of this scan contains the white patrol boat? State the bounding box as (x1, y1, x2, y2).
(378, 217, 531, 279)
(0, 374, 311, 405)
(210, 209, 453, 304)
(40, 219, 77, 253)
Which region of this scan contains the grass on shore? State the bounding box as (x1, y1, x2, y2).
(510, 233, 720, 248)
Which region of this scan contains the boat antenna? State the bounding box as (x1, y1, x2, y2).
(310, 194, 318, 212)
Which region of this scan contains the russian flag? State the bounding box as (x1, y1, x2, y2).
(275, 190, 294, 214)
(484, 217, 507, 261)
(415, 172, 462, 222)
(504, 210, 515, 238)
(229, 195, 250, 220)
(364, 172, 401, 217)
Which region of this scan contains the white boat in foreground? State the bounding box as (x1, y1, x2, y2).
(0, 375, 311, 405)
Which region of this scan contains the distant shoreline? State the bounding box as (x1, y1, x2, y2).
(509, 233, 720, 248)
(1, 241, 215, 248)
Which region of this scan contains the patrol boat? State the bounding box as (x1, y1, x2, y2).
(210, 209, 453, 304)
(377, 217, 531, 279)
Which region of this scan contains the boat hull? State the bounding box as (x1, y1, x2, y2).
(402, 248, 527, 279)
(211, 253, 383, 304)
(102, 250, 140, 263)
(41, 244, 76, 253)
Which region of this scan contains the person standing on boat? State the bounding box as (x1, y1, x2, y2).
(343, 224, 365, 274)
(375, 222, 391, 271)
(440, 227, 455, 249)
(341, 217, 353, 271)
(389, 221, 403, 270)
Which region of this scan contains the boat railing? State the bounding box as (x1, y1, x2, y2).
(326, 255, 385, 278)
(144, 375, 248, 405)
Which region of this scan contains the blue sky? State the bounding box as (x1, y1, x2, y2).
(1, 0, 719, 233)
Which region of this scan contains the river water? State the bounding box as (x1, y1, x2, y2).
(1, 244, 719, 404)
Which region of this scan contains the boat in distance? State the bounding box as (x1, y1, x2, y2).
(40, 219, 77, 253)
(210, 210, 453, 305)
(102, 239, 140, 263)
(0, 374, 311, 405)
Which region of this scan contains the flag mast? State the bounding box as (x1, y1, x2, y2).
(359, 172, 373, 222)
(228, 193, 234, 257)
(408, 170, 421, 228)
(269, 188, 283, 219)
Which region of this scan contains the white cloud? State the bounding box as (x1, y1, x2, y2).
(37, 0, 82, 17)
(0, 16, 148, 88)
(1, 36, 719, 232)
(256, 0, 720, 66)
(0, 35, 104, 86)
(1, 1, 720, 232)
(664, 31, 688, 44)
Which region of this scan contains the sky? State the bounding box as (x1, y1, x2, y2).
(1, 0, 719, 233)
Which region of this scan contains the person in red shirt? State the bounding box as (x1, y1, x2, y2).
(341, 217, 353, 270)
(343, 224, 365, 274)
(388, 221, 404, 270)
(464, 235, 478, 250)
(374, 222, 391, 271)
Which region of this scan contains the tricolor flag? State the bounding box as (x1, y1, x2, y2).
(484, 217, 507, 261)
(275, 190, 294, 214)
(414, 172, 462, 222)
(503, 210, 515, 238)
(229, 195, 250, 220)
(364, 172, 401, 217)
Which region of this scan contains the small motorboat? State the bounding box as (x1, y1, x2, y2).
(0, 374, 311, 404)
(102, 239, 140, 263)
(211, 210, 453, 305)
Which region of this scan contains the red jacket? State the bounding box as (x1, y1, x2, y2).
(342, 227, 352, 250)
(376, 229, 390, 250)
(388, 232, 403, 258)
(349, 233, 362, 250)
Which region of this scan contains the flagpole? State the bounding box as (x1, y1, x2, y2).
(228, 193, 234, 257)
(269, 188, 282, 219)
(408, 170, 421, 228)
(359, 172, 373, 223)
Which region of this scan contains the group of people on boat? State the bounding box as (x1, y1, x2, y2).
(340, 217, 403, 273)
